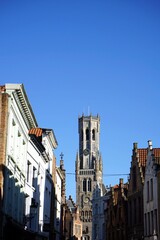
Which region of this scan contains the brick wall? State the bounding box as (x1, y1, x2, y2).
(0, 93, 8, 205)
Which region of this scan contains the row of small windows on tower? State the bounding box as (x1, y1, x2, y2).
(81, 129, 95, 141)
(80, 170, 94, 175)
(80, 211, 92, 222)
(81, 211, 92, 217)
(83, 178, 92, 192)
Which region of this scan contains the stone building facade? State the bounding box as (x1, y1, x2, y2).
(143, 141, 160, 240)
(0, 84, 63, 240)
(65, 195, 82, 240)
(0, 84, 38, 239)
(106, 179, 128, 240)
(127, 143, 147, 240)
(75, 114, 103, 240)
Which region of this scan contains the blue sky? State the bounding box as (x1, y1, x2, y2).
(0, 0, 160, 201)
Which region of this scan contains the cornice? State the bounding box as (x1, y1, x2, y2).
(13, 84, 38, 129)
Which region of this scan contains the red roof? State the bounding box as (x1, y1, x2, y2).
(153, 148, 160, 157)
(137, 148, 147, 166)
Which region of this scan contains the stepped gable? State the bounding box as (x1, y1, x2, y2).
(66, 195, 77, 214)
(132, 144, 147, 182)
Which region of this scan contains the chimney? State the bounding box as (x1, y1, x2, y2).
(133, 142, 138, 150)
(148, 140, 152, 150)
(133, 142, 138, 155)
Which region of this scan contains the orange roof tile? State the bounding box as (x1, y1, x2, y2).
(113, 184, 119, 189)
(137, 148, 147, 166)
(153, 148, 160, 157)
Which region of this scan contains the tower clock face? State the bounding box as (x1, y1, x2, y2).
(83, 194, 90, 203)
(83, 148, 89, 156)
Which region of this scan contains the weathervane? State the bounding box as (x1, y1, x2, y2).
(60, 152, 64, 160)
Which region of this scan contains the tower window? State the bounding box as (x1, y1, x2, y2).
(92, 129, 95, 140)
(86, 128, 89, 141)
(88, 178, 91, 192)
(83, 179, 87, 192)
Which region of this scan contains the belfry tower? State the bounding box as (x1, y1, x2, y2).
(75, 114, 103, 240)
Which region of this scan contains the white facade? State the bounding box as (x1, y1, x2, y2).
(143, 140, 159, 240)
(55, 167, 63, 240)
(3, 84, 37, 226)
(26, 128, 58, 238)
(2, 84, 58, 240)
(92, 184, 107, 240)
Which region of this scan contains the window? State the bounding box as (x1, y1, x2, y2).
(86, 128, 89, 141)
(150, 178, 153, 201)
(92, 129, 95, 140)
(32, 167, 36, 188)
(155, 209, 158, 233)
(144, 213, 147, 236)
(27, 161, 31, 182)
(85, 211, 88, 218)
(89, 211, 92, 219)
(151, 211, 153, 234)
(88, 178, 91, 192)
(147, 181, 149, 202)
(83, 179, 86, 192)
(148, 212, 150, 235)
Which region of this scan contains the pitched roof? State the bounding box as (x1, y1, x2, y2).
(153, 148, 160, 165)
(153, 148, 160, 157)
(66, 196, 76, 214)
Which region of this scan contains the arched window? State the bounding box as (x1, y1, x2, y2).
(88, 178, 91, 192)
(92, 129, 95, 140)
(83, 179, 87, 192)
(86, 128, 89, 141)
(85, 211, 88, 218)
